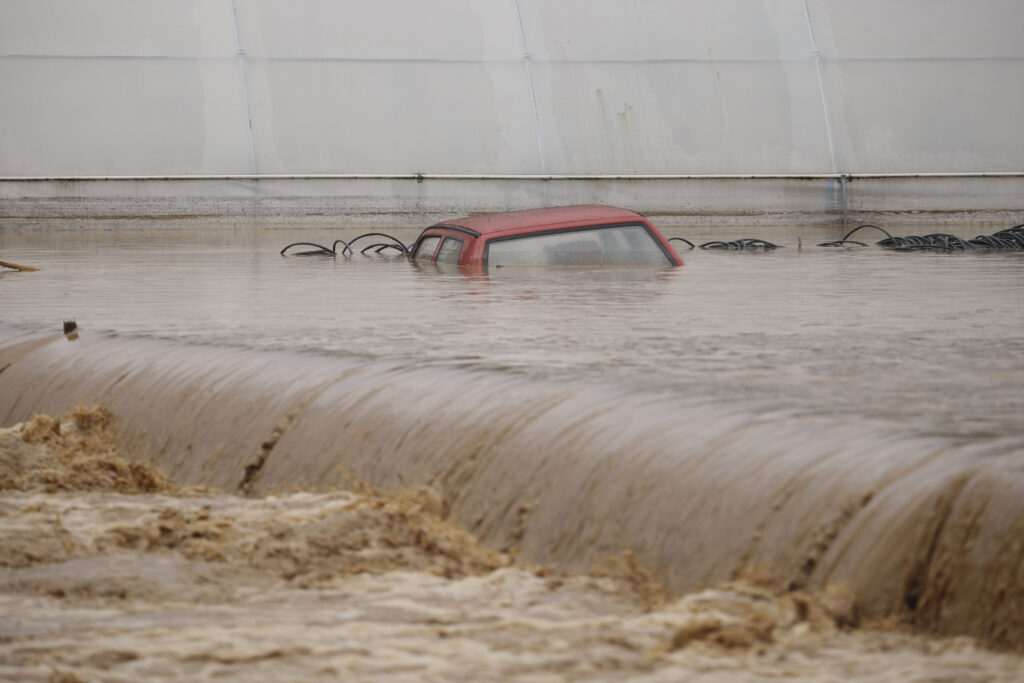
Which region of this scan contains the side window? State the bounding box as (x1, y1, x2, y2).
(414, 235, 441, 261)
(435, 237, 463, 264)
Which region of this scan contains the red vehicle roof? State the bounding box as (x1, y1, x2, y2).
(416, 204, 683, 267)
(437, 205, 647, 238)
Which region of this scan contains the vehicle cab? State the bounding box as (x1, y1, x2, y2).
(411, 205, 683, 268)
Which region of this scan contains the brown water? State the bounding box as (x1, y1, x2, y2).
(2, 224, 1024, 677)
(2, 225, 1022, 438)
(1, 407, 1021, 681)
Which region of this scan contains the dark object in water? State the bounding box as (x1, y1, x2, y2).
(668, 237, 782, 251)
(280, 233, 410, 258)
(697, 238, 781, 251)
(819, 223, 1024, 250)
(0, 260, 40, 272)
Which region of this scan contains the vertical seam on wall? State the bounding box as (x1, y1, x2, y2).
(802, 0, 838, 174)
(841, 173, 848, 224)
(231, 0, 259, 174)
(512, 0, 547, 173)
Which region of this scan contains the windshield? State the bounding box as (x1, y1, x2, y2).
(486, 224, 672, 267)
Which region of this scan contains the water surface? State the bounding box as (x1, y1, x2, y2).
(2, 224, 1022, 442)
(3, 222, 1024, 678)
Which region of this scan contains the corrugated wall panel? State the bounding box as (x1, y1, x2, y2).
(0, 0, 253, 175)
(809, 0, 1024, 173)
(532, 60, 831, 174)
(0, 58, 254, 175)
(235, 0, 522, 60)
(0, 0, 235, 57)
(0, 0, 1021, 176)
(247, 60, 541, 174)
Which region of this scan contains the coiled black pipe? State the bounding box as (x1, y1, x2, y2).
(818, 224, 1024, 251)
(341, 233, 410, 257)
(278, 241, 338, 256)
(875, 224, 1024, 251)
(360, 243, 408, 255)
(699, 238, 781, 251)
(281, 233, 410, 257)
(818, 224, 893, 247)
(668, 236, 781, 251)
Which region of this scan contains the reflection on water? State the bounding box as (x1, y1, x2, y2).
(2, 225, 1022, 440)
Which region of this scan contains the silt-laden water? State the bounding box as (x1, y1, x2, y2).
(1, 222, 1023, 679)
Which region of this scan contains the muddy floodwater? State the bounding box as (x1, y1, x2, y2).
(1, 223, 1024, 680)
(2, 225, 1023, 439)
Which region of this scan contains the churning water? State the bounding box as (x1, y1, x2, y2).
(1, 223, 1023, 679)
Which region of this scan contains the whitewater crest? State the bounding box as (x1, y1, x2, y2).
(0, 406, 505, 582)
(1, 407, 1022, 681)
(0, 404, 175, 494)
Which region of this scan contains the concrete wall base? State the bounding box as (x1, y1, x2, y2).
(2, 175, 1022, 231)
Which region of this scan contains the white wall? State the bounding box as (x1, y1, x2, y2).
(1, 0, 1022, 176)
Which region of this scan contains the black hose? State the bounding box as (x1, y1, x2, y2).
(994, 229, 1024, 247)
(683, 223, 1023, 253)
(668, 237, 696, 249)
(736, 238, 780, 250)
(841, 224, 894, 241)
(280, 241, 336, 256)
(360, 243, 408, 255)
(341, 233, 410, 257)
(281, 233, 410, 258)
(699, 238, 780, 250)
(818, 239, 868, 247)
(873, 224, 1024, 251)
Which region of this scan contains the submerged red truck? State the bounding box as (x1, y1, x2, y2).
(411, 205, 683, 268)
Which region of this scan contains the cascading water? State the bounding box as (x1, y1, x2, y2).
(1, 225, 1023, 678)
(2, 323, 1022, 647)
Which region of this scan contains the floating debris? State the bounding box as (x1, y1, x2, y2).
(0, 260, 39, 272)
